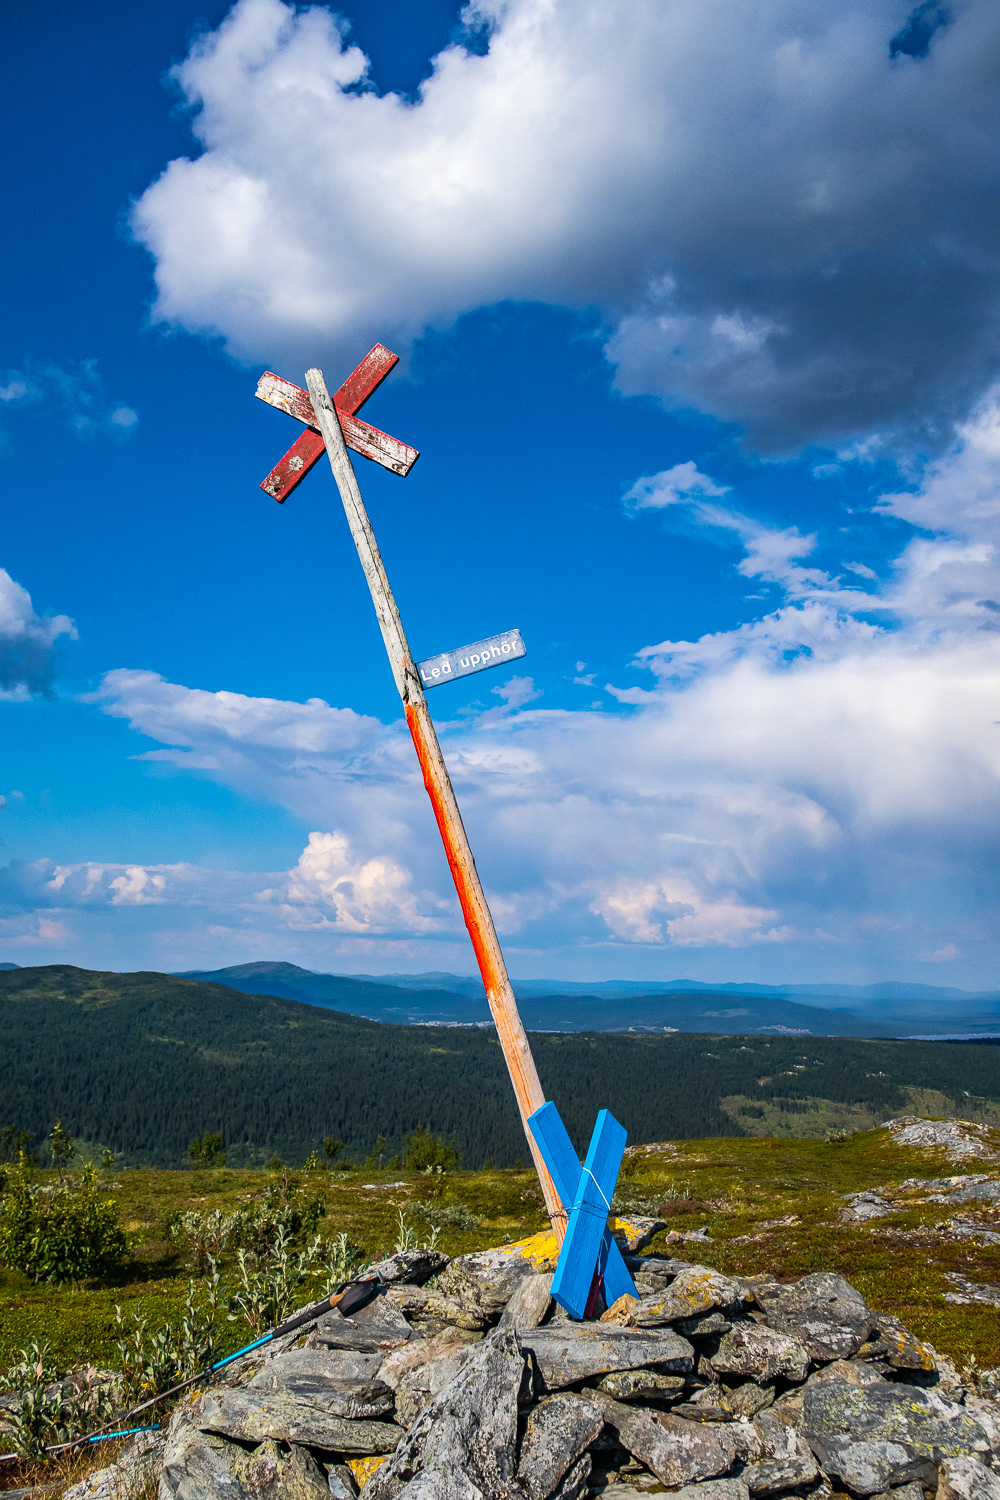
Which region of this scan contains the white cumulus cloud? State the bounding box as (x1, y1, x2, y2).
(0, 569, 76, 699)
(132, 0, 1000, 451)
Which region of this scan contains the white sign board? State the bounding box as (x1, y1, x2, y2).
(416, 628, 527, 689)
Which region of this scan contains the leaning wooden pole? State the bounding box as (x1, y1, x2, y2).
(304, 368, 565, 1235)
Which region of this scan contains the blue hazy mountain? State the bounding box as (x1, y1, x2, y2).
(175, 961, 1000, 1038)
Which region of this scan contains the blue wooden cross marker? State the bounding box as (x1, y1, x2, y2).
(528, 1102, 639, 1319)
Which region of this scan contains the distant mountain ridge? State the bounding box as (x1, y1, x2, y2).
(175, 962, 1000, 1038)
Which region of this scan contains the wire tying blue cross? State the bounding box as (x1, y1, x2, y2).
(528, 1102, 639, 1320)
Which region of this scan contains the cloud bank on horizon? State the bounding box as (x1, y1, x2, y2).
(132, 0, 1000, 452)
(3, 0, 1000, 983)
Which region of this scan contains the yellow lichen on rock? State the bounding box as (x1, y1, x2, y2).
(346, 1455, 389, 1486)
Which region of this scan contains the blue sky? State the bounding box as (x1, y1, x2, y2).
(2, 0, 999, 986)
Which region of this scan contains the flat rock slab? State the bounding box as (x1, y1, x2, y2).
(632, 1267, 743, 1327)
(500, 1273, 553, 1331)
(671, 1481, 750, 1500)
(521, 1324, 693, 1391)
(249, 1347, 393, 1417)
(252, 1347, 384, 1388)
(596, 1369, 686, 1402)
(362, 1327, 525, 1500)
(742, 1454, 819, 1494)
(194, 1385, 404, 1453)
(309, 1307, 413, 1355)
(368, 1249, 451, 1285)
(803, 1377, 992, 1495)
(593, 1394, 738, 1487)
(438, 1246, 534, 1314)
(713, 1324, 810, 1384)
(753, 1273, 876, 1361)
(938, 1456, 1000, 1500)
(379, 1329, 482, 1392)
(884, 1119, 1000, 1163)
(874, 1313, 938, 1372)
(516, 1394, 604, 1500)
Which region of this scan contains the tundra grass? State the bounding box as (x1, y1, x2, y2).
(2, 1129, 999, 1380)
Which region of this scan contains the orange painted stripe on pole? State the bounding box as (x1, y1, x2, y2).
(301, 366, 565, 1240)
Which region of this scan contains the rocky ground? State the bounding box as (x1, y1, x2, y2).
(64, 1219, 1000, 1500)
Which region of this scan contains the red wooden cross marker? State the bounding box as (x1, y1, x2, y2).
(256, 344, 419, 502)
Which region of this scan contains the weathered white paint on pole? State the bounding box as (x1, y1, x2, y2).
(302, 367, 564, 1236)
(417, 629, 527, 689)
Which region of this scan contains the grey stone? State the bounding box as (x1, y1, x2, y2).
(549, 1453, 592, 1500)
(309, 1304, 413, 1354)
(326, 1465, 359, 1500)
(723, 1382, 775, 1419)
(943, 1181, 1000, 1206)
(516, 1393, 604, 1500)
(624, 1255, 691, 1289)
(884, 1119, 999, 1163)
(808, 1358, 886, 1388)
(841, 1193, 896, 1224)
(416, 1292, 490, 1332)
(158, 1407, 248, 1500)
(938, 1456, 1000, 1500)
(632, 1267, 744, 1327)
(944, 1276, 1000, 1309)
(500, 1273, 553, 1331)
(872, 1315, 939, 1373)
(802, 1378, 992, 1495)
(596, 1370, 686, 1402)
(194, 1386, 404, 1452)
(394, 1343, 480, 1430)
(231, 1439, 332, 1499)
(754, 1273, 877, 1362)
(367, 1249, 450, 1286)
(393, 1467, 484, 1500)
(670, 1403, 734, 1423)
(248, 1348, 394, 1418)
(670, 1481, 750, 1500)
(742, 1454, 819, 1494)
(378, 1329, 483, 1392)
(362, 1327, 525, 1500)
(675, 1311, 735, 1338)
(754, 1405, 807, 1459)
(384, 1286, 433, 1318)
(520, 1323, 693, 1391)
(253, 1348, 385, 1390)
(612, 1218, 667, 1253)
(592, 1393, 739, 1487)
(713, 1325, 810, 1384)
(878, 1483, 926, 1500)
(66, 1429, 166, 1500)
(437, 1246, 535, 1315)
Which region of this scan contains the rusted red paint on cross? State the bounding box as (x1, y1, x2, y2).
(256, 344, 418, 502)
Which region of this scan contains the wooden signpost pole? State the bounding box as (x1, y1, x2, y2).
(302, 368, 565, 1236)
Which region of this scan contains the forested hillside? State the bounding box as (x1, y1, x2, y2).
(2, 965, 999, 1166)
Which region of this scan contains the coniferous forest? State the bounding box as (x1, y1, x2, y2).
(2, 965, 998, 1167)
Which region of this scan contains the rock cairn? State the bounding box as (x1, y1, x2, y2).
(64, 1226, 1000, 1500)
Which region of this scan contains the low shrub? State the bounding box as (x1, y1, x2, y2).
(401, 1124, 461, 1172)
(0, 1158, 128, 1284)
(1, 1342, 116, 1459)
